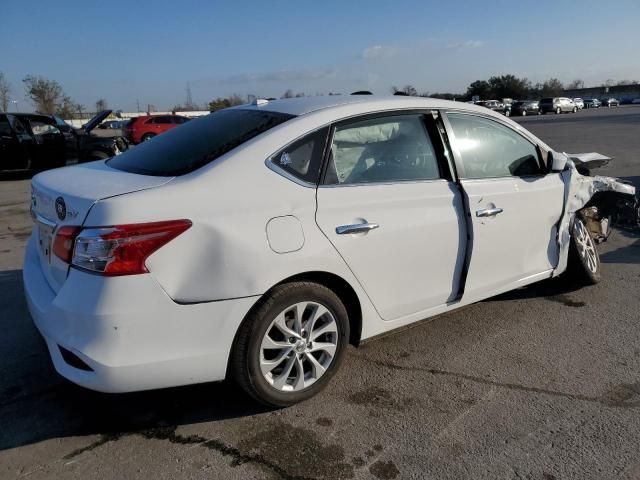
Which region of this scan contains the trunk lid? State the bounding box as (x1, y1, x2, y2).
(30, 160, 173, 293)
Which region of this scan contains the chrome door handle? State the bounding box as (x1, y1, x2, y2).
(336, 222, 379, 235)
(476, 207, 503, 217)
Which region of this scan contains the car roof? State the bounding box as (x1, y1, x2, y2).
(235, 95, 494, 117)
(1, 112, 54, 121)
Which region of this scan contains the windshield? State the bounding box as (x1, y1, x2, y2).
(108, 109, 294, 176)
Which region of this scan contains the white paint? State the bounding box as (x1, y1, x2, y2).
(22, 95, 636, 393)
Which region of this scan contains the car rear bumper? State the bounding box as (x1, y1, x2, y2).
(23, 233, 258, 393)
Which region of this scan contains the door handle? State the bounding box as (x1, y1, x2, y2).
(476, 207, 503, 217)
(336, 222, 379, 235)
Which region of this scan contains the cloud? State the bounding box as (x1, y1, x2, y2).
(447, 40, 486, 49)
(213, 68, 336, 85)
(362, 45, 397, 59)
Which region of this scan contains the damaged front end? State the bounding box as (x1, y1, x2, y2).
(552, 152, 638, 277)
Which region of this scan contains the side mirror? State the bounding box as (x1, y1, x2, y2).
(550, 151, 569, 172)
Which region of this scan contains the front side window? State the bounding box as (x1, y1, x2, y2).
(29, 119, 60, 136)
(108, 109, 294, 176)
(447, 113, 543, 179)
(324, 114, 441, 185)
(271, 128, 328, 184)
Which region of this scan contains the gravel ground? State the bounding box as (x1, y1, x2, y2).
(1, 106, 639, 480)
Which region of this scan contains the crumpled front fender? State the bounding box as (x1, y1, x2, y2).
(552, 154, 637, 277)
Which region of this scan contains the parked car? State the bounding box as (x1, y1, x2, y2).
(477, 99, 511, 116)
(573, 98, 585, 109)
(0, 113, 66, 170)
(122, 114, 190, 144)
(539, 97, 577, 114)
(55, 110, 129, 162)
(97, 119, 130, 130)
(24, 96, 636, 406)
(584, 98, 602, 108)
(511, 100, 540, 116)
(602, 98, 620, 107)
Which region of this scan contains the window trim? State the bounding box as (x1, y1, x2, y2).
(318, 110, 453, 187)
(441, 110, 547, 181)
(264, 126, 330, 188)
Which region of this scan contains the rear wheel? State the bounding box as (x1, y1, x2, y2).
(556, 107, 561, 114)
(567, 216, 601, 285)
(231, 282, 350, 407)
(141, 132, 156, 142)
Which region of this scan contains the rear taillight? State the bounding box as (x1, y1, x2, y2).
(53, 226, 82, 263)
(70, 220, 191, 276)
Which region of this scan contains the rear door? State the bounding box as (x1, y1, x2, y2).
(443, 111, 564, 301)
(0, 115, 29, 170)
(315, 112, 467, 321)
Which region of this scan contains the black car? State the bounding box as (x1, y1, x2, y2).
(583, 98, 601, 108)
(476, 99, 512, 116)
(52, 110, 129, 162)
(602, 98, 620, 107)
(1, 113, 67, 170)
(511, 100, 540, 116)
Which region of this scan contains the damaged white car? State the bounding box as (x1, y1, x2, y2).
(23, 96, 638, 406)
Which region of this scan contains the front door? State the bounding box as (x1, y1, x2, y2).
(315, 113, 467, 321)
(444, 112, 565, 301)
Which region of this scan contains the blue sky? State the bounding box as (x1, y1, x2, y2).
(2, 0, 639, 111)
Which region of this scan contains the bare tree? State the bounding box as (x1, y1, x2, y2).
(57, 95, 76, 119)
(23, 75, 64, 114)
(392, 85, 418, 96)
(0, 72, 11, 112)
(616, 79, 639, 86)
(95, 98, 108, 111)
(566, 79, 585, 90)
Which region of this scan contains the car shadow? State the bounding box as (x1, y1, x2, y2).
(0, 269, 273, 451)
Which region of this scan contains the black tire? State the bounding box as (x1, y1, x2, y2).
(572, 107, 577, 113)
(141, 133, 156, 142)
(556, 107, 561, 114)
(87, 150, 110, 161)
(231, 282, 350, 407)
(566, 215, 601, 285)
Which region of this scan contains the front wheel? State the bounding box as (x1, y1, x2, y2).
(567, 216, 601, 285)
(231, 282, 350, 407)
(572, 107, 577, 113)
(141, 133, 156, 142)
(556, 107, 561, 114)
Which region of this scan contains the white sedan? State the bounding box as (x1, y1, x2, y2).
(23, 95, 636, 406)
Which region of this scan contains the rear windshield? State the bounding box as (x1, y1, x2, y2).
(108, 109, 294, 176)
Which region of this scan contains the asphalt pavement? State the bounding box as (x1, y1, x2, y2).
(1, 106, 639, 480)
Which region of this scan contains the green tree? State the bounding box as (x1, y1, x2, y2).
(208, 94, 245, 112)
(487, 75, 531, 100)
(23, 75, 63, 114)
(0, 72, 11, 112)
(466, 80, 491, 100)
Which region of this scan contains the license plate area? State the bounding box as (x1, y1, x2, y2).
(37, 222, 55, 263)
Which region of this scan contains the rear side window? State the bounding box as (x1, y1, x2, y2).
(270, 128, 328, 184)
(149, 116, 172, 124)
(448, 113, 543, 178)
(0, 117, 12, 136)
(108, 109, 294, 176)
(324, 114, 441, 185)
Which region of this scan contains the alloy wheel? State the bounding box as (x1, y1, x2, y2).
(574, 220, 598, 273)
(259, 301, 338, 392)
